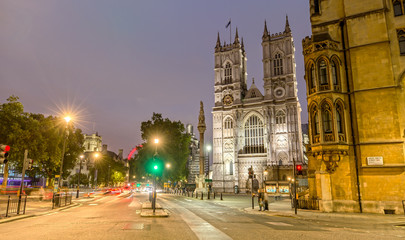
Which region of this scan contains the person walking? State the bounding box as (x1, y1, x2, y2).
(258, 189, 264, 211)
(263, 191, 269, 211)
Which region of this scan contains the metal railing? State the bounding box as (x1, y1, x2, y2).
(5, 195, 27, 217)
(297, 199, 319, 210)
(52, 192, 73, 209)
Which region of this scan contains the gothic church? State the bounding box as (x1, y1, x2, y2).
(212, 17, 303, 193)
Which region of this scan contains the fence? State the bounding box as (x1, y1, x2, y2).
(5, 195, 27, 217)
(297, 198, 319, 210)
(52, 192, 73, 209)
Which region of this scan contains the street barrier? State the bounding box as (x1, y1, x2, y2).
(297, 199, 319, 210)
(5, 195, 27, 217)
(52, 192, 73, 209)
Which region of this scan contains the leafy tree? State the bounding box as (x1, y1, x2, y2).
(69, 173, 89, 186)
(0, 96, 84, 188)
(130, 113, 190, 184)
(88, 152, 128, 187)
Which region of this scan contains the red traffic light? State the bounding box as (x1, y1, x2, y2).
(1, 145, 10, 152)
(296, 165, 302, 171)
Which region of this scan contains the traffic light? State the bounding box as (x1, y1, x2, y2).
(0, 144, 10, 164)
(248, 166, 254, 179)
(27, 158, 34, 170)
(296, 164, 303, 175)
(146, 157, 163, 176)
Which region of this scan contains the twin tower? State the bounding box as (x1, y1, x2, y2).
(211, 17, 303, 193)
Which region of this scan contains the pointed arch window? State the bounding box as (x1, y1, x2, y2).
(274, 53, 283, 76)
(314, 112, 320, 135)
(276, 111, 287, 132)
(308, 64, 316, 93)
(224, 63, 232, 84)
(319, 60, 328, 86)
(224, 117, 234, 138)
(314, 0, 320, 14)
(311, 106, 320, 143)
(398, 29, 405, 55)
(244, 115, 265, 154)
(331, 59, 341, 91)
(336, 102, 346, 141)
(229, 161, 234, 175)
(321, 103, 334, 143)
(393, 1, 404, 16)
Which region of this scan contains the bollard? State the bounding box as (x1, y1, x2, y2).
(196, 192, 198, 199)
(192, 192, 194, 198)
(221, 193, 223, 200)
(208, 191, 210, 200)
(214, 192, 216, 199)
(201, 192, 203, 200)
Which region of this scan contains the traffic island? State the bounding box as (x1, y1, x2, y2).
(140, 201, 169, 217)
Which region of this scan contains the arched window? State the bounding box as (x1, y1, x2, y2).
(308, 64, 316, 93)
(393, 1, 404, 16)
(229, 161, 234, 175)
(274, 53, 283, 76)
(322, 103, 333, 135)
(399, 34, 405, 55)
(319, 60, 328, 86)
(336, 102, 344, 134)
(244, 115, 265, 154)
(276, 111, 287, 132)
(314, 112, 320, 134)
(331, 60, 338, 85)
(224, 63, 232, 84)
(314, 0, 320, 14)
(224, 117, 233, 138)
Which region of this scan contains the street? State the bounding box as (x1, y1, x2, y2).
(0, 192, 404, 240)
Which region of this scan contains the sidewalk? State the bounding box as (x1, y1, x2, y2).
(243, 198, 405, 222)
(0, 192, 103, 224)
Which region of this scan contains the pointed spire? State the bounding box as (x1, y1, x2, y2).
(285, 15, 291, 33)
(234, 27, 240, 44)
(241, 37, 245, 51)
(252, 77, 255, 84)
(216, 32, 221, 49)
(262, 20, 269, 39)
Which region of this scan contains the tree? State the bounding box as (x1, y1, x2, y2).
(89, 152, 127, 187)
(0, 96, 84, 188)
(69, 173, 89, 186)
(130, 113, 190, 184)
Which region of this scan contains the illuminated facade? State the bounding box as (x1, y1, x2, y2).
(212, 19, 303, 193)
(303, 0, 405, 213)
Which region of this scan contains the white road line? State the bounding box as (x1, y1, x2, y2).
(160, 197, 232, 240)
(266, 221, 293, 227)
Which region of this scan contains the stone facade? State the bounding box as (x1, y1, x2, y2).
(212, 19, 303, 193)
(303, 0, 405, 214)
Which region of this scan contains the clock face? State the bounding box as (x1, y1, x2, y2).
(223, 94, 233, 106)
(274, 87, 285, 98)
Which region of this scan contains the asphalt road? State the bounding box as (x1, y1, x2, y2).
(0, 192, 404, 240)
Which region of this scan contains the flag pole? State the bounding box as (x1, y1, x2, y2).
(230, 19, 232, 44)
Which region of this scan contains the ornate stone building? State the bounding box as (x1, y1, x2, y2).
(212, 18, 303, 193)
(303, 0, 405, 213)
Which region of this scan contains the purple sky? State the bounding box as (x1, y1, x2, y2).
(0, 0, 311, 156)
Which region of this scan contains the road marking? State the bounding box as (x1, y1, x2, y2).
(160, 197, 232, 240)
(266, 221, 292, 227)
(89, 204, 98, 206)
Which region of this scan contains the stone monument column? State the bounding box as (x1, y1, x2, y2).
(198, 101, 206, 175)
(195, 101, 207, 193)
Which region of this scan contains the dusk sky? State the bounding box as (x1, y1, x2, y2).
(0, 0, 311, 156)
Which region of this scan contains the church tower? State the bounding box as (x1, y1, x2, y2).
(214, 28, 247, 107)
(212, 20, 303, 194)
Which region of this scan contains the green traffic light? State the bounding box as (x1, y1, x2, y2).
(154, 165, 158, 170)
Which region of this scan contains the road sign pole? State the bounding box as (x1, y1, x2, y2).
(17, 149, 28, 214)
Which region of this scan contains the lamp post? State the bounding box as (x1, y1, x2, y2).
(58, 116, 71, 191)
(206, 145, 211, 178)
(93, 152, 100, 189)
(76, 154, 84, 198)
(152, 138, 159, 214)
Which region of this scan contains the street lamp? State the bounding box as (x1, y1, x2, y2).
(166, 163, 171, 169)
(93, 152, 100, 189)
(76, 154, 84, 198)
(58, 115, 71, 191)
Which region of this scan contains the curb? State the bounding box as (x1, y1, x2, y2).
(0, 202, 80, 224)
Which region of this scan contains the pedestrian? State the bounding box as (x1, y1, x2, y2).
(39, 186, 45, 201)
(263, 191, 269, 211)
(258, 189, 264, 211)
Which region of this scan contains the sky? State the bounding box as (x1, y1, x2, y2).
(0, 0, 312, 156)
